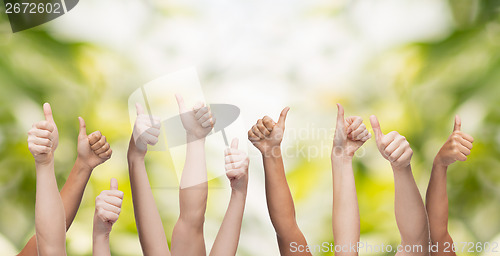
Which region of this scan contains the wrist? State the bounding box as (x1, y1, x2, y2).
(186, 133, 206, 143)
(35, 158, 54, 169)
(74, 157, 94, 173)
(261, 146, 282, 158)
(432, 159, 448, 171)
(128, 138, 146, 159)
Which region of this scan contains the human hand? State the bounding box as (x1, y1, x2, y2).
(370, 115, 413, 168)
(175, 94, 215, 141)
(434, 115, 474, 167)
(225, 138, 249, 193)
(248, 107, 289, 156)
(27, 103, 58, 165)
(93, 178, 123, 235)
(131, 103, 161, 156)
(77, 117, 112, 169)
(332, 103, 371, 158)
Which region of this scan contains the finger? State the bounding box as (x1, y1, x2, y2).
(231, 138, 239, 149)
(88, 131, 102, 145)
(201, 118, 214, 128)
(94, 143, 110, 155)
(145, 127, 161, 137)
(225, 148, 243, 156)
(78, 117, 87, 139)
(350, 124, 366, 139)
(248, 129, 260, 142)
(29, 144, 51, 154)
(394, 149, 412, 165)
(257, 119, 271, 136)
(336, 103, 345, 132)
(29, 137, 52, 147)
(346, 117, 362, 134)
(225, 153, 246, 164)
(252, 125, 265, 139)
(277, 107, 290, 129)
(102, 190, 124, 200)
(354, 129, 369, 141)
(459, 137, 473, 149)
(195, 107, 209, 120)
(110, 178, 118, 190)
(384, 136, 405, 155)
(43, 103, 54, 123)
(461, 132, 474, 143)
(225, 160, 247, 170)
(28, 128, 51, 139)
(453, 115, 461, 132)
(360, 133, 372, 142)
(457, 144, 471, 156)
(35, 121, 54, 132)
(370, 115, 383, 143)
(91, 136, 107, 150)
(98, 210, 119, 223)
(98, 149, 112, 159)
(262, 116, 275, 131)
(136, 103, 144, 116)
(388, 144, 405, 162)
(141, 133, 159, 146)
(457, 153, 467, 161)
(381, 131, 399, 150)
(99, 202, 121, 215)
(175, 94, 187, 113)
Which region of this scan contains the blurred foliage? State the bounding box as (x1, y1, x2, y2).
(1, 0, 500, 255)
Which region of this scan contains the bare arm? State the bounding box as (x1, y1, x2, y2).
(426, 116, 473, 256)
(210, 138, 248, 256)
(171, 94, 214, 256)
(128, 103, 170, 256)
(370, 115, 429, 256)
(331, 104, 371, 256)
(249, 107, 310, 256)
(19, 117, 112, 256)
(93, 178, 123, 256)
(29, 103, 66, 256)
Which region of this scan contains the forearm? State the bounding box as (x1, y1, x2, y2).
(393, 165, 429, 244)
(426, 162, 450, 240)
(262, 148, 298, 236)
(210, 190, 247, 256)
(128, 146, 170, 255)
(331, 156, 360, 255)
(178, 138, 208, 225)
(92, 232, 111, 256)
(35, 161, 66, 256)
(60, 158, 92, 229)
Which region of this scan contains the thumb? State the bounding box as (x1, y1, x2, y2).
(370, 115, 383, 142)
(43, 103, 54, 123)
(336, 103, 345, 131)
(230, 138, 239, 149)
(136, 103, 144, 116)
(277, 107, 290, 128)
(175, 94, 187, 113)
(110, 178, 118, 190)
(453, 115, 461, 132)
(78, 117, 87, 138)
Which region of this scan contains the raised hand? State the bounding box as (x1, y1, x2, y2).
(332, 103, 371, 158)
(434, 115, 474, 167)
(175, 94, 215, 141)
(248, 107, 289, 156)
(77, 117, 112, 169)
(94, 178, 123, 235)
(225, 138, 249, 193)
(28, 103, 58, 166)
(131, 103, 161, 154)
(370, 115, 413, 168)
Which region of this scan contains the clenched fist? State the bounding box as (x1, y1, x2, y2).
(77, 117, 112, 169)
(248, 107, 289, 156)
(332, 103, 371, 158)
(224, 138, 249, 193)
(27, 103, 58, 165)
(175, 94, 215, 141)
(370, 115, 413, 168)
(93, 178, 124, 235)
(434, 115, 474, 167)
(132, 103, 161, 154)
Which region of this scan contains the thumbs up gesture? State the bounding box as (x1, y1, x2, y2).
(94, 178, 124, 235)
(332, 104, 371, 158)
(248, 107, 289, 156)
(175, 94, 215, 141)
(370, 115, 413, 168)
(77, 117, 112, 169)
(132, 103, 161, 154)
(434, 115, 474, 167)
(225, 138, 249, 192)
(27, 103, 59, 165)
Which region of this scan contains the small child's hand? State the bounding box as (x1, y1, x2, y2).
(371, 115, 413, 168)
(94, 178, 123, 235)
(77, 117, 112, 169)
(248, 107, 289, 157)
(28, 103, 58, 165)
(132, 103, 161, 154)
(434, 115, 473, 167)
(176, 94, 215, 141)
(224, 138, 249, 193)
(332, 104, 371, 158)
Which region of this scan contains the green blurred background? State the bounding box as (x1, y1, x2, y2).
(1, 0, 500, 255)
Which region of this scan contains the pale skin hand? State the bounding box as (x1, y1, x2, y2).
(426, 116, 473, 256)
(370, 115, 430, 256)
(29, 103, 66, 256)
(19, 114, 112, 256)
(171, 94, 214, 256)
(248, 107, 311, 256)
(210, 138, 249, 256)
(93, 178, 124, 256)
(332, 104, 370, 256)
(127, 103, 171, 256)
